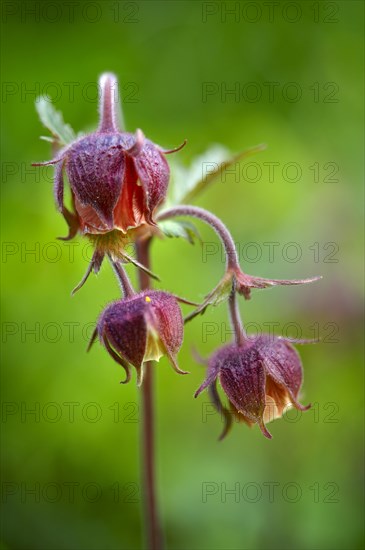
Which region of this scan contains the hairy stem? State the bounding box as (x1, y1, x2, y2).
(109, 256, 135, 297)
(157, 205, 239, 270)
(136, 238, 164, 550)
(158, 205, 248, 344)
(228, 290, 246, 346)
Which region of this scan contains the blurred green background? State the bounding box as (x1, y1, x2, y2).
(1, 1, 364, 549)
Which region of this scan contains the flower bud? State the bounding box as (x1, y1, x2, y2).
(195, 335, 310, 439)
(91, 290, 186, 384)
(33, 73, 185, 240)
(33, 74, 186, 292)
(65, 130, 170, 235)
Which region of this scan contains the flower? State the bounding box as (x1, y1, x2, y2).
(195, 335, 311, 439)
(35, 73, 185, 239)
(33, 73, 186, 291)
(61, 128, 173, 236)
(89, 290, 186, 384)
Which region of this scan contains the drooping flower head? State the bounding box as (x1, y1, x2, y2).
(35, 73, 185, 239)
(33, 73, 186, 291)
(195, 335, 311, 439)
(89, 290, 186, 385)
(63, 128, 171, 236)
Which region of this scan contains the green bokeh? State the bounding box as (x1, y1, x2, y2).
(1, 1, 364, 549)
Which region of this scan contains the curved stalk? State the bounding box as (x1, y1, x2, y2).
(157, 205, 240, 270)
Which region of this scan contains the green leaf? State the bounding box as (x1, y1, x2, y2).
(35, 97, 76, 147)
(158, 219, 201, 245)
(170, 143, 266, 205)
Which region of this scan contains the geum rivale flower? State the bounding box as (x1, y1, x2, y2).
(195, 335, 311, 439)
(89, 290, 188, 385)
(32, 73, 186, 290)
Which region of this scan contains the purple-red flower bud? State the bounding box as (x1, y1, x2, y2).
(64, 130, 170, 235)
(33, 74, 185, 240)
(195, 335, 310, 439)
(90, 290, 186, 384)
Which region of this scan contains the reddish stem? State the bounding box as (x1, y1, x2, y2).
(157, 205, 239, 270)
(158, 205, 247, 345)
(109, 258, 135, 298)
(136, 238, 164, 550)
(228, 290, 247, 346)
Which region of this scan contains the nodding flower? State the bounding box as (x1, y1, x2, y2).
(33, 73, 186, 292)
(33, 73, 186, 240)
(89, 290, 187, 385)
(195, 335, 311, 440)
